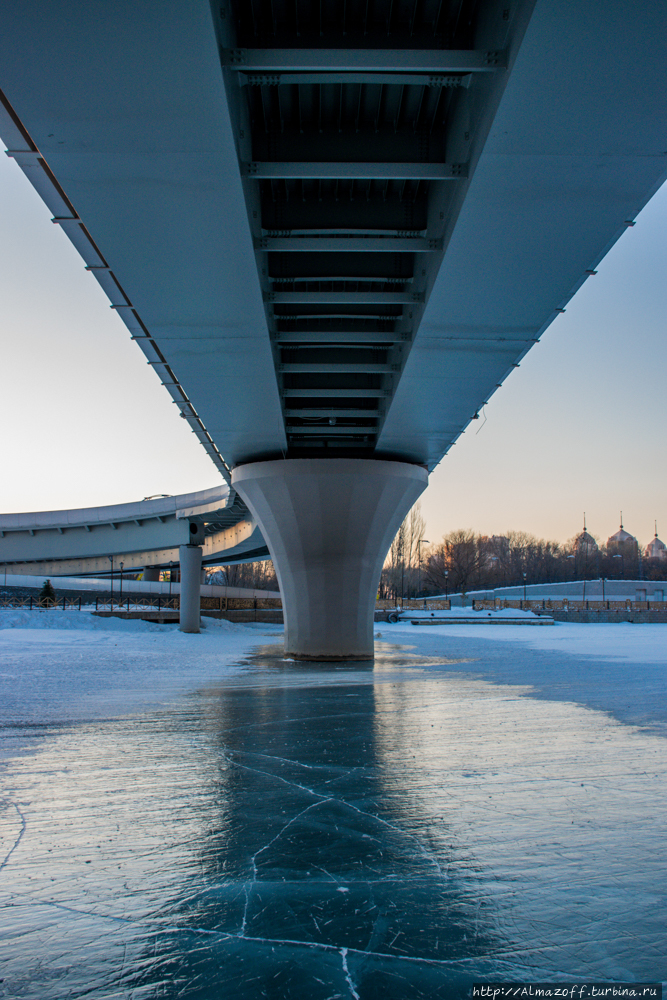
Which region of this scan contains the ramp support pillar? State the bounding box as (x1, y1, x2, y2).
(179, 544, 202, 633)
(233, 459, 427, 660)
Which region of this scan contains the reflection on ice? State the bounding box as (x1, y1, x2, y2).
(1, 634, 666, 997)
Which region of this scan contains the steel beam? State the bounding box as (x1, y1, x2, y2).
(283, 440, 372, 447)
(239, 72, 472, 88)
(276, 314, 401, 320)
(275, 330, 405, 343)
(256, 236, 441, 252)
(281, 388, 388, 398)
(246, 162, 465, 180)
(268, 291, 421, 305)
(284, 409, 379, 418)
(270, 276, 413, 284)
(279, 363, 391, 373)
(226, 49, 505, 73)
(286, 426, 377, 435)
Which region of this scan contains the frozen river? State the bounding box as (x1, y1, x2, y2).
(1, 611, 666, 998)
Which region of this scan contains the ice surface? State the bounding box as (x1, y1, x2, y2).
(1, 612, 666, 997)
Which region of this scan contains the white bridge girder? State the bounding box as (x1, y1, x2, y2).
(0, 486, 269, 575)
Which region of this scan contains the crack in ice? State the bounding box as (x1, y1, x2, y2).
(221, 748, 444, 877)
(0, 888, 495, 970)
(239, 798, 333, 938)
(340, 947, 361, 999)
(0, 800, 27, 873)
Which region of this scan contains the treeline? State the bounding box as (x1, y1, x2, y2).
(379, 504, 667, 599)
(205, 504, 666, 599)
(207, 560, 278, 591)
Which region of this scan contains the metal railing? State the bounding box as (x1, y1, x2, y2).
(0, 596, 84, 611)
(94, 597, 180, 612)
(0, 595, 180, 612)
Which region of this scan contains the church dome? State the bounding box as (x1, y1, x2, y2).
(645, 525, 667, 560)
(573, 514, 598, 553)
(607, 514, 637, 548)
(608, 527, 636, 545)
(574, 529, 598, 552)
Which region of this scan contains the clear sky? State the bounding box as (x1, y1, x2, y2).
(1, 150, 666, 549)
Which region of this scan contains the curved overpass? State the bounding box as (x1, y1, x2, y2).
(0, 485, 269, 578)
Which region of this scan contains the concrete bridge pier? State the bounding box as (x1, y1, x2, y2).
(179, 544, 202, 633)
(233, 459, 428, 660)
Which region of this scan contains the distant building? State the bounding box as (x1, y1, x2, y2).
(574, 515, 598, 556)
(645, 523, 667, 561)
(607, 513, 638, 553)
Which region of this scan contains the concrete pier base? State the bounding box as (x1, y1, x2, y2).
(179, 544, 202, 633)
(233, 459, 427, 660)
(142, 567, 160, 582)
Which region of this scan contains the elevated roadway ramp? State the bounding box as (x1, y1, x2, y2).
(0, 485, 269, 578)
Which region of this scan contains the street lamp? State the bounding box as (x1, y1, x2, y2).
(444, 569, 449, 601)
(522, 571, 527, 602)
(119, 561, 124, 605)
(108, 555, 113, 607)
(417, 539, 430, 598)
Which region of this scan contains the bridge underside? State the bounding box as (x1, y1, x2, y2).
(2, 1, 666, 655)
(220, 0, 529, 459)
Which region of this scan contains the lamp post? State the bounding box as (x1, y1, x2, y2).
(108, 555, 113, 607)
(119, 561, 124, 605)
(444, 569, 449, 601)
(417, 539, 430, 598)
(522, 571, 527, 602)
(488, 556, 499, 597)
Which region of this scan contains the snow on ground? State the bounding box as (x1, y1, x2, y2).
(381, 618, 667, 737)
(0, 610, 282, 753)
(1, 609, 666, 751)
(389, 615, 667, 661)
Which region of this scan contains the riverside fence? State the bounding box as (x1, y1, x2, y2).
(2, 594, 667, 621)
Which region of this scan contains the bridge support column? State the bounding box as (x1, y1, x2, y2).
(233, 459, 427, 660)
(179, 544, 202, 633)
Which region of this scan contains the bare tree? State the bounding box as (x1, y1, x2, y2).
(381, 501, 426, 600)
(426, 529, 482, 595)
(207, 559, 278, 591)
